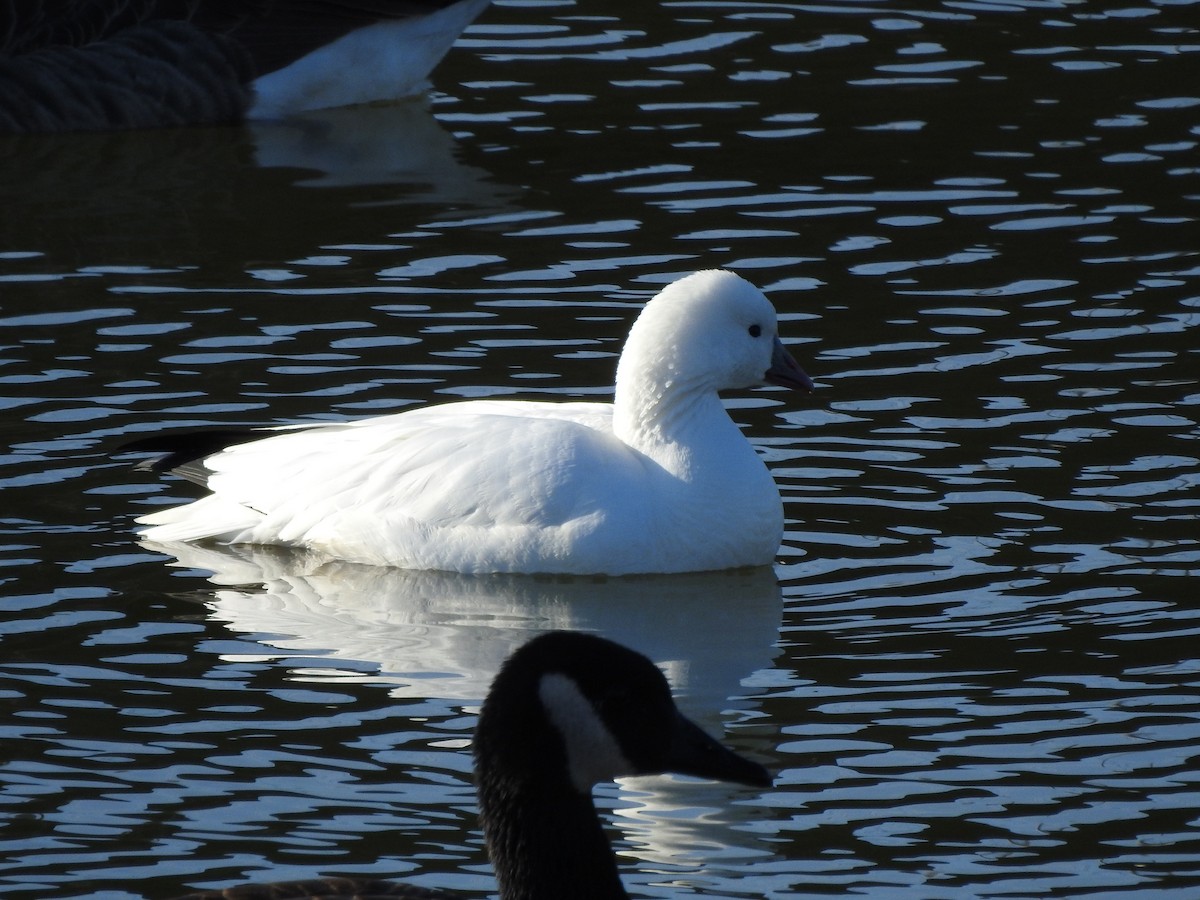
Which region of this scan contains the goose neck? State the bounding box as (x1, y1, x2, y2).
(613, 376, 734, 459)
(479, 772, 629, 900)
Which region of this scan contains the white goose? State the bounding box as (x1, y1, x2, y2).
(124, 270, 813, 575)
(0, 0, 489, 133)
(164, 630, 772, 900)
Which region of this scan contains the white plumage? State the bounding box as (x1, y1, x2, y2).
(128, 270, 813, 575)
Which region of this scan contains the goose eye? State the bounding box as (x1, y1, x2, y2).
(748, 324, 762, 338)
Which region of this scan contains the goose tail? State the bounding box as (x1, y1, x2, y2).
(135, 494, 263, 544)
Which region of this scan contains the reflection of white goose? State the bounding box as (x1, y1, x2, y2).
(125, 271, 813, 575)
(153, 540, 782, 887)
(248, 101, 504, 197)
(166, 631, 771, 900)
(0, 0, 490, 133)
(150, 540, 783, 722)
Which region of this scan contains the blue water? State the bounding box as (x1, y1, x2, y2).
(3, 1, 1199, 897)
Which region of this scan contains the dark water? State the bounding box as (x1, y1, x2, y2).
(3, 1, 1200, 897)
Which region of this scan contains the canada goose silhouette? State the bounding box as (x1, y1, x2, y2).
(122, 270, 814, 575)
(0, 0, 490, 133)
(164, 630, 773, 900)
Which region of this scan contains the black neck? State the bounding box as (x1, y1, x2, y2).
(479, 771, 629, 900)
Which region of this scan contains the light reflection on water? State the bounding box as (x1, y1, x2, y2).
(3, 0, 1200, 897)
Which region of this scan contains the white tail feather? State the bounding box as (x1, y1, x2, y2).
(137, 496, 263, 543)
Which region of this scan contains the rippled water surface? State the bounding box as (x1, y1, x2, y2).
(3, 1, 1200, 897)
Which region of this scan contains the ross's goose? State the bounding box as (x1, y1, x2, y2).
(164, 630, 772, 900)
(123, 270, 814, 575)
(0, 0, 490, 133)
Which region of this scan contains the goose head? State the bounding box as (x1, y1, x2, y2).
(475, 630, 770, 792)
(473, 631, 770, 899)
(616, 270, 813, 401)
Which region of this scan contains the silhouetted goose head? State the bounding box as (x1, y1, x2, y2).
(165, 631, 771, 900)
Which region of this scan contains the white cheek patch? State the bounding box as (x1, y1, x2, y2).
(539, 673, 634, 793)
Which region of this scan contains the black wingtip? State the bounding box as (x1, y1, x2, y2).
(118, 427, 267, 474)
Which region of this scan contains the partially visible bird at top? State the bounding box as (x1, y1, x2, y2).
(0, 0, 491, 133)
